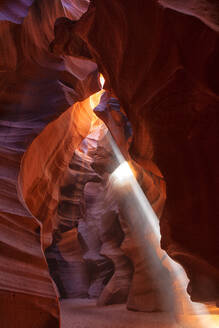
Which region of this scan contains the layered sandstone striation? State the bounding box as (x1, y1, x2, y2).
(0, 1, 99, 327)
(158, 0, 219, 32)
(45, 122, 168, 312)
(0, 0, 219, 327)
(46, 147, 101, 299)
(51, 0, 219, 305)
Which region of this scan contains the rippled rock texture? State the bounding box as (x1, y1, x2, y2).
(45, 125, 168, 312)
(0, 1, 99, 327)
(46, 147, 102, 299)
(45, 128, 126, 302)
(1, 0, 219, 327)
(158, 0, 219, 32)
(51, 0, 219, 305)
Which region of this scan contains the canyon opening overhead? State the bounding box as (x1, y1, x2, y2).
(0, 1, 219, 327)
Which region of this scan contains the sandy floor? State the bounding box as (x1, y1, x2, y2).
(60, 298, 182, 328)
(60, 299, 219, 328)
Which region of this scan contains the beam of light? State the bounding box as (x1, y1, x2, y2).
(87, 76, 218, 326)
(111, 160, 160, 236)
(109, 140, 219, 328)
(111, 161, 132, 183)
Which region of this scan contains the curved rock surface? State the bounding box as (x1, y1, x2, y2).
(45, 127, 130, 303)
(46, 148, 101, 298)
(44, 117, 168, 312)
(0, 1, 99, 327)
(158, 0, 219, 32)
(52, 0, 219, 305)
(0, 0, 34, 24)
(83, 126, 169, 311)
(1, 0, 219, 326)
(79, 180, 116, 299)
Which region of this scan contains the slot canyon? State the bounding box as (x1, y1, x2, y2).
(0, 0, 219, 327)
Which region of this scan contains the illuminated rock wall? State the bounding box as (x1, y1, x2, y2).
(52, 0, 219, 305)
(46, 149, 100, 298)
(45, 128, 168, 311)
(0, 1, 98, 327)
(0, 1, 219, 327)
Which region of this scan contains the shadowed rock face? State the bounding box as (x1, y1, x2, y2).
(45, 127, 126, 302)
(158, 0, 219, 32)
(0, 0, 35, 24)
(45, 149, 103, 299)
(0, 0, 219, 326)
(45, 122, 169, 311)
(0, 1, 98, 327)
(51, 0, 219, 305)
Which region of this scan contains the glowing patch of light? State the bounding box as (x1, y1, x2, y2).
(111, 161, 133, 182)
(99, 73, 105, 89)
(111, 160, 161, 237)
(109, 138, 219, 328)
(87, 75, 219, 326)
(89, 74, 105, 111)
(89, 90, 104, 110)
(87, 77, 218, 326)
